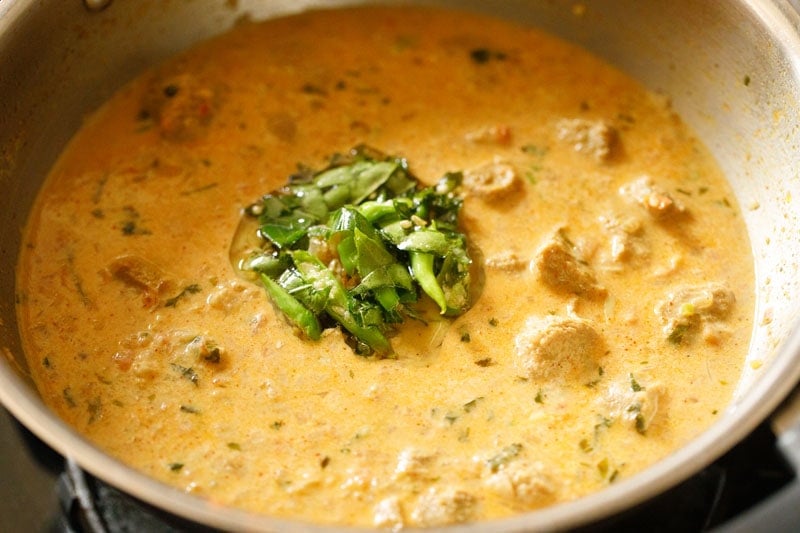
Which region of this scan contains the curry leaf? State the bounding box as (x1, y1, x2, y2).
(241, 145, 476, 356)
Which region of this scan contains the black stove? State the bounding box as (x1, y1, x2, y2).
(2, 405, 798, 533)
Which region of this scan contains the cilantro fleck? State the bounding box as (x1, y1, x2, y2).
(203, 347, 221, 364)
(487, 443, 523, 472)
(121, 221, 137, 235)
(301, 83, 327, 96)
(598, 457, 614, 478)
(171, 363, 199, 386)
(635, 413, 647, 435)
(668, 324, 690, 344)
(87, 397, 102, 423)
(163, 84, 179, 97)
(594, 417, 612, 432)
(63, 388, 77, 408)
(521, 144, 548, 157)
(119, 206, 150, 236)
(617, 112, 635, 124)
(469, 48, 507, 64)
(630, 374, 644, 392)
(463, 397, 484, 413)
(164, 284, 202, 307)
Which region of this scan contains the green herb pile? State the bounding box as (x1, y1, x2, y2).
(240, 145, 474, 356)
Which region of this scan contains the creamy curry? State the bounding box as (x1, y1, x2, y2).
(17, 6, 754, 528)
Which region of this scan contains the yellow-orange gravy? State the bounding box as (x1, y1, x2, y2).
(17, 6, 753, 528)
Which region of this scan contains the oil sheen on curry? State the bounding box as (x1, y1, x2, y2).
(17, 6, 754, 529)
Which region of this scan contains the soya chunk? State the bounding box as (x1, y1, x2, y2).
(598, 214, 648, 265)
(484, 460, 558, 510)
(514, 315, 605, 381)
(655, 282, 735, 344)
(373, 496, 405, 529)
(410, 487, 478, 527)
(619, 176, 686, 220)
(601, 375, 668, 434)
(534, 230, 605, 298)
(140, 72, 218, 141)
(461, 159, 521, 200)
(393, 447, 437, 480)
(106, 254, 173, 308)
(555, 117, 618, 161)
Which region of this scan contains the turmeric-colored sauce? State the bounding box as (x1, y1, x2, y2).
(17, 6, 753, 528)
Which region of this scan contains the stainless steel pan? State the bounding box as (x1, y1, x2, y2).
(2, 1, 800, 530)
